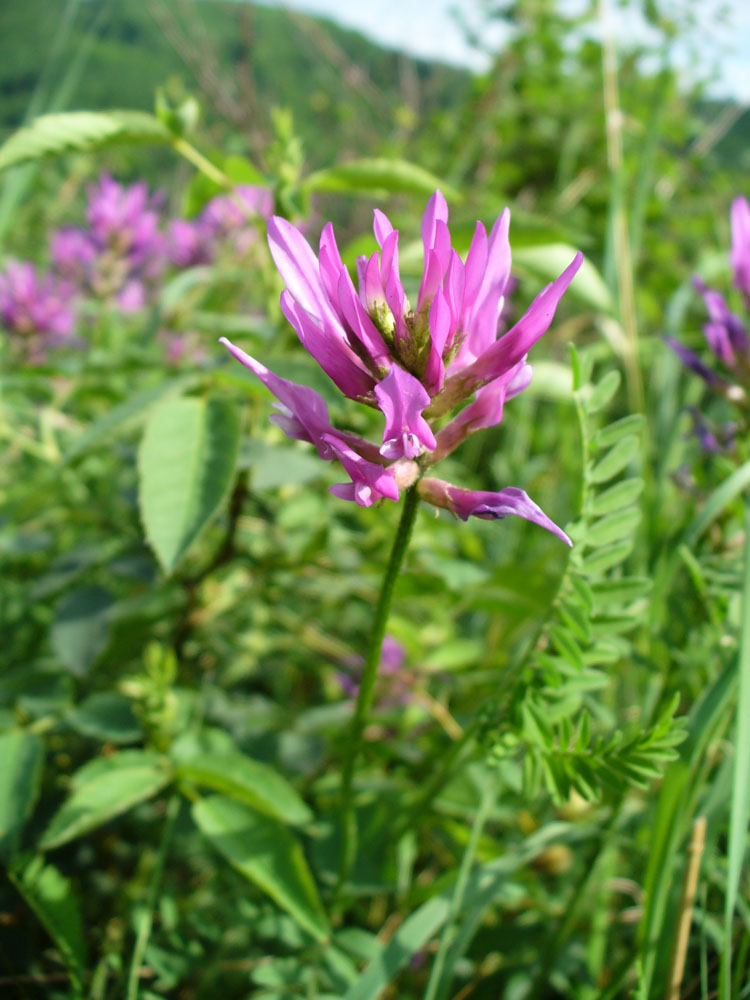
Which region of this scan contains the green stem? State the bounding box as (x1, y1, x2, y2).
(423, 783, 496, 1000)
(171, 136, 233, 188)
(125, 794, 180, 1000)
(336, 486, 420, 893)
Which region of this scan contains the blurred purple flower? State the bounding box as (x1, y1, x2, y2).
(731, 196, 750, 303)
(667, 197, 750, 451)
(159, 329, 207, 366)
(167, 218, 213, 269)
(222, 190, 580, 540)
(202, 185, 274, 256)
(335, 635, 409, 701)
(0, 261, 76, 361)
(50, 175, 166, 311)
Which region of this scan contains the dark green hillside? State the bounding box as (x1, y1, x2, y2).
(0, 0, 472, 166)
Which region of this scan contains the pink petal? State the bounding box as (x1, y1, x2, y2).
(374, 364, 436, 460)
(281, 290, 375, 400)
(219, 337, 335, 457)
(458, 252, 582, 391)
(267, 216, 331, 322)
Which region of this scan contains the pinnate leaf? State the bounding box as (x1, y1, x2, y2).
(0, 111, 172, 171)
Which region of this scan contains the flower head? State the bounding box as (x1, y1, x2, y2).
(222, 191, 581, 541)
(50, 175, 166, 311)
(667, 196, 750, 445)
(0, 261, 76, 362)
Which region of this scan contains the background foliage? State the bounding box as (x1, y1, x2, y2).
(1, 1, 750, 998)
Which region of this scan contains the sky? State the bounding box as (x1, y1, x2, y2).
(258, 0, 750, 102)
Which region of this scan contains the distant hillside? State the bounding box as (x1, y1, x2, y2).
(0, 0, 472, 168)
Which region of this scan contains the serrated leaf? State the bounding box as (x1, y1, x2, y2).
(176, 753, 312, 826)
(303, 158, 459, 201)
(589, 478, 644, 516)
(586, 507, 641, 548)
(582, 540, 633, 575)
(138, 396, 240, 574)
(592, 414, 645, 450)
(9, 857, 87, 990)
(0, 729, 43, 857)
(588, 436, 639, 484)
(192, 795, 329, 943)
(40, 758, 172, 849)
(0, 110, 172, 171)
(586, 370, 621, 414)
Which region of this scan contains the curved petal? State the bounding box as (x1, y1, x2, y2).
(268, 216, 332, 322)
(457, 251, 582, 393)
(220, 336, 336, 457)
(323, 433, 400, 506)
(281, 290, 375, 400)
(374, 364, 436, 460)
(418, 477, 571, 545)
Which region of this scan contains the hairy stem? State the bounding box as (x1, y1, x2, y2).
(336, 485, 420, 894)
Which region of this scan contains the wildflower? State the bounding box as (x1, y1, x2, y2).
(166, 218, 213, 269)
(201, 185, 274, 257)
(667, 196, 750, 447)
(335, 635, 409, 703)
(0, 261, 75, 362)
(51, 175, 166, 311)
(222, 191, 581, 542)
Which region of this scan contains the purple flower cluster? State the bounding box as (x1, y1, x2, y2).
(667, 196, 750, 450)
(1, 175, 274, 363)
(0, 262, 75, 362)
(222, 191, 581, 542)
(167, 185, 273, 268)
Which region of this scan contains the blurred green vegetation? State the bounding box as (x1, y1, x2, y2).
(2, 1, 750, 998)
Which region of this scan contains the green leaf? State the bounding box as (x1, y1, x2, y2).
(548, 625, 584, 671)
(0, 110, 172, 171)
(71, 749, 165, 789)
(588, 436, 639, 484)
(138, 396, 240, 574)
(581, 540, 633, 576)
(64, 375, 199, 462)
(176, 753, 312, 826)
(0, 729, 43, 857)
(192, 795, 329, 943)
(591, 577, 652, 609)
(51, 586, 114, 675)
(585, 508, 641, 548)
(513, 243, 612, 312)
(343, 896, 451, 1000)
(67, 693, 142, 744)
(723, 504, 750, 992)
(592, 414, 645, 450)
(586, 370, 621, 414)
(589, 478, 644, 517)
(40, 756, 172, 849)
(9, 856, 87, 990)
(303, 158, 460, 201)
